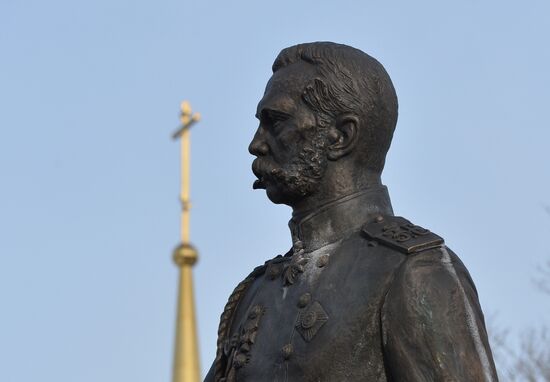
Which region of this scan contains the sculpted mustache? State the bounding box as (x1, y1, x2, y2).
(252, 159, 284, 189)
(252, 157, 325, 186)
(252, 160, 284, 189)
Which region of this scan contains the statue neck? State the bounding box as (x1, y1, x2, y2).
(288, 185, 393, 252)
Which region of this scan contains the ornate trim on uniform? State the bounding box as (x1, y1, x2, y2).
(295, 301, 328, 342)
(362, 215, 444, 254)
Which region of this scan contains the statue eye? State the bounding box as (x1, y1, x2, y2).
(261, 110, 288, 134)
(270, 118, 289, 136)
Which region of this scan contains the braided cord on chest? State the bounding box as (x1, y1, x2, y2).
(214, 265, 266, 381)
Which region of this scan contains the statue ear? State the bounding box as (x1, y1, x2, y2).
(327, 113, 359, 160)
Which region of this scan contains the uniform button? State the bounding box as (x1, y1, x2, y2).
(316, 254, 329, 268)
(375, 215, 384, 223)
(281, 343, 293, 360)
(297, 293, 311, 308)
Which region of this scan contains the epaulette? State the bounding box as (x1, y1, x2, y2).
(362, 215, 444, 254)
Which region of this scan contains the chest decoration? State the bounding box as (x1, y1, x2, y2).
(224, 304, 264, 377)
(283, 248, 308, 286)
(295, 301, 329, 342)
(266, 240, 311, 286)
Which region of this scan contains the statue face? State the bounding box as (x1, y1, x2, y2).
(249, 63, 329, 206)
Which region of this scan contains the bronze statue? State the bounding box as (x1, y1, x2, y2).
(204, 42, 498, 381)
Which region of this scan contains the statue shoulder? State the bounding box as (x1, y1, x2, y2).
(235, 250, 293, 284)
(362, 215, 444, 255)
(221, 251, 290, 313)
(213, 250, 291, 380)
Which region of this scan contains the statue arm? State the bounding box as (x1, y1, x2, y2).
(381, 246, 499, 381)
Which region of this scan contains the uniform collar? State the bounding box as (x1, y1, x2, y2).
(288, 185, 393, 252)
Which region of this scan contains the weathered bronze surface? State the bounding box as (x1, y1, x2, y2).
(204, 42, 498, 381)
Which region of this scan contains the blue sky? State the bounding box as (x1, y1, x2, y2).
(1, 0, 549, 380)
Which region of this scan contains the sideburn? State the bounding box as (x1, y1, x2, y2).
(272, 129, 329, 197)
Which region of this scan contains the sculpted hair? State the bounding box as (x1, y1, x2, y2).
(272, 42, 398, 173)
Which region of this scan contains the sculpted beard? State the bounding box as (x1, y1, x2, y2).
(253, 130, 328, 199)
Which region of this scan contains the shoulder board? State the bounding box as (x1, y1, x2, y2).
(362, 215, 444, 254)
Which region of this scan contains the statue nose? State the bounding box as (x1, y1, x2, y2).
(248, 139, 269, 156)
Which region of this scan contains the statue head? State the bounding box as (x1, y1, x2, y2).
(249, 42, 398, 212)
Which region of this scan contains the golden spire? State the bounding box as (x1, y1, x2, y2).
(172, 100, 201, 382)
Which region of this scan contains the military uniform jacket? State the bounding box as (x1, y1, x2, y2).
(204, 187, 498, 382)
